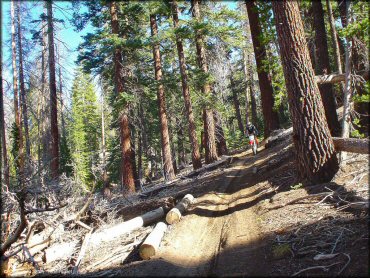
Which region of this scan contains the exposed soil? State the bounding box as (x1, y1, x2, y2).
(74, 138, 368, 277)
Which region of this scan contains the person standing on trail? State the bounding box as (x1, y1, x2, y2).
(245, 122, 259, 145)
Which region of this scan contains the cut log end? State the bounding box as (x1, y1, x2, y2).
(139, 222, 167, 260)
(165, 208, 181, 224)
(139, 244, 156, 260)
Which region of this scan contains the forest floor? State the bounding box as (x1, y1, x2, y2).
(71, 135, 369, 277)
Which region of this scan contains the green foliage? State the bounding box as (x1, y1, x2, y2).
(70, 70, 100, 187)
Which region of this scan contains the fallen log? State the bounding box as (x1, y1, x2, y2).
(166, 194, 194, 224)
(332, 137, 369, 154)
(265, 127, 369, 155)
(72, 230, 93, 274)
(43, 240, 78, 263)
(89, 207, 165, 247)
(315, 70, 369, 84)
(139, 222, 167, 260)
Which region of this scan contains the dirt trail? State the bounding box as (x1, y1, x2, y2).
(118, 147, 280, 276)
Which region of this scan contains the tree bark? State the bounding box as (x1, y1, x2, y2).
(0, 50, 9, 188)
(245, 0, 280, 137)
(11, 0, 24, 181)
(172, 0, 202, 170)
(109, 1, 135, 193)
(46, 1, 59, 179)
(242, 49, 250, 128)
(312, 1, 341, 137)
(16, 2, 30, 159)
(272, 1, 339, 183)
(230, 74, 244, 134)
(191, 0, 218, 164)
(150, 14, 175, 181)
(326, 0, 343, 75)
(213, 111, 228, 156)
(332, 137, 369, 154)
(315, 70, 369, 84)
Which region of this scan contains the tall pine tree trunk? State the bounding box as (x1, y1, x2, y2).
(230, 73, 244, 134)
(46, 1, 59, 179)
(0, 50, 9, 188)
(191, 0, 218, 164)
(109, 2, 135, 193)
(171, 0, 202, 170)
(150, 14, 175, 181)
(272, 1, 339, 183)
(16, 2, 30, 159)
(11, 0, 24, 181)
(326, 0, 343, 74)
(242, 49, 250, 128)
(312, 1, 341, 136)
(245, 0, 280, 138)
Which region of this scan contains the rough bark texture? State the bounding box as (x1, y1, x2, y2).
(150, 14, 175, 181)
(46, 1, 59, 179)
(16, 3, 30, 158)
(172, 0, 202, 170)
(332, 137, 369, 154)
(11, 1, 24, 180)
(213, 111, 228, 156)
(245, 0, 280, 137)
(109, 2, 135, 192)
(312, 1, 341, 137)
(230, 74, 244, 134)
(192, 0, 218, 164)
(272, 1, 339, 183)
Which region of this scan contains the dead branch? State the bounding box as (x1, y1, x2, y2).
(1, 196, 27, 256)
(268, 192, 333, 210)
(291, 262, 342, 276)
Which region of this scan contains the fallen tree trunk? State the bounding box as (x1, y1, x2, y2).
(43, 240, 78, 263)
(166, 194, 194, 224)
(139, 222, 167, 260)
(332, 137, 369, 154)
(315, 70, 369, 84)
(89, 207, 165, 247)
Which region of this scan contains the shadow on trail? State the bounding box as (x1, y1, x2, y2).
(36, 215, 368, 277)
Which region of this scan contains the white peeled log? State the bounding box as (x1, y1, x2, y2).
(139, 222, 167, 260)
(43, 240, 79, 263)
(89, 207, 165, 247)
(165, 194, 194, 225)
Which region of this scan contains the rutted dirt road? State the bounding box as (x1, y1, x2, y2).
(111, 143, 293, 276)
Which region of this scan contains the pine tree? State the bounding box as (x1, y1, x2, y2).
(272, 1, 339, 183)
(70, 70, 100, 186)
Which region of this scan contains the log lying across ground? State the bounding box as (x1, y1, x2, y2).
(166, 194, 194, 224)
(315, 70, 369, 84)
(139, 222, 167, 260)
(43, 240, 79, 263)
(265, 127, 369, 154)
(89, 207, 165, 247)
(332, 137, 369, 154)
